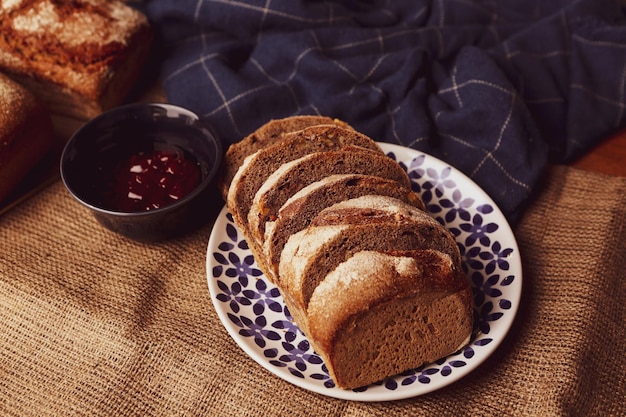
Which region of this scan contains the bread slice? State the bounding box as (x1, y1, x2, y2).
(220, 116, 473, 390)
(306, 250, 473, 389)
(263, 174, 426, 279)
(217, 115, 352, 199)
(278, 196, 461, 311)
(226, 125, 382, 233)
(247, 149, 412, 248)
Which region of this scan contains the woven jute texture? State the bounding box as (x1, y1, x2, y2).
(0, 165, 624, 417)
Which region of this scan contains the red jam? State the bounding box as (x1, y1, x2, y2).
(104, 149, 201, 212)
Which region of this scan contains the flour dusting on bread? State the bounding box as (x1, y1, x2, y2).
(0, 0, 153, 120)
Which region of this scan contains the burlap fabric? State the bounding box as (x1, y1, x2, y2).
(0, 165, 624, 417)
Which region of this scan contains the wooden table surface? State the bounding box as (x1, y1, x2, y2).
(573, 127, 626, 177)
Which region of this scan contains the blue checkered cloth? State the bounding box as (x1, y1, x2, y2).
(141, 0, 626, 222)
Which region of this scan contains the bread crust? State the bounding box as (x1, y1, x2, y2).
(264, 174, 426, 278)
(0, 0, 153, 120)
(227, 125, 382, 236)
(0, 73, 55, 202)
(247, 148, 412, 246)
(218, 116, 352, 199)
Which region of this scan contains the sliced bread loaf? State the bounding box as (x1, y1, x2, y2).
(227, 125, 382, 233)
(247, 148, 412, 247)
(220, 115, 473, 390)
(263, 174, 425, 279)
(306, 250, 473, 389)
(278, 196, 461, 312)
(217, 115, 351, 199)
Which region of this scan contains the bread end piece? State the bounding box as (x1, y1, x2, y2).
(307, 250, 473, 390)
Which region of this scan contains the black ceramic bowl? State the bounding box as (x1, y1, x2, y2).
(60, 103, 223, 242)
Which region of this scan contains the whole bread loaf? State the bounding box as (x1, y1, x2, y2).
(0, 74, 56, 203)
(219, 116, 473, 389)
(0, 0, 152, 121)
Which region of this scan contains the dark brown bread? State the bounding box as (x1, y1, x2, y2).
(306, 250, 473, 389)
(263, 174, 426, 279)
(218, 116, 352, 199)
(247, 148, 412, 247)
(0, 0, 152, 121)
(279, 196, 461, 310)
(226, 125, 382, 233)
(221, 116, 473, 390)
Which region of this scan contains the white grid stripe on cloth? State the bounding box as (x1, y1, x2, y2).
(144, 0, 626, 221)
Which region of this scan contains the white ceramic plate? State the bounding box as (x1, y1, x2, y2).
(206, 143, 522, 401)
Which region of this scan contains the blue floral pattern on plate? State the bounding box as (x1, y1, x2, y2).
(206, 143, 522, 402)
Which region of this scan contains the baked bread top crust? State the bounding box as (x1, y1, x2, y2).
(0, 0, 152, 120)
(0, 73, 36, 152)
(0, 0, 150, 97)
(0, 72, 55, 202)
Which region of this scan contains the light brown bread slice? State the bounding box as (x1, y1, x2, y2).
(226, 125, 382, 232)
(278, 195, 461, 311)
(263, 174, 426, 279)
(305, 250, 473, 389)
(247, 149, 412, 247)
(217, 115, 352, 199)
